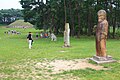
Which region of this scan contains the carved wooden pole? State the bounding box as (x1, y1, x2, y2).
(64, 23, 70, 47)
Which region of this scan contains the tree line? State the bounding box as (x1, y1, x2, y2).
(0, 9, 23, 24)
(20, 0, 120, 38)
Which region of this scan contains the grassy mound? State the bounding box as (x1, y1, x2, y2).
(8, 20, 33, 28)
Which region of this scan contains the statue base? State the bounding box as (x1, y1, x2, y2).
(62, 45, 71, 48)
(90, 55, 116, 64)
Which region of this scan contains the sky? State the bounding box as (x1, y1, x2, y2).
(0, 0, 46, 10)
(0, 0, 22, 9)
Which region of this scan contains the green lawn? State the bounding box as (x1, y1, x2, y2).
(0, 26, 120, 80)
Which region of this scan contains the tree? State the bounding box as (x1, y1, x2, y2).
(20, 0, 120, 38)
(0, 9, 23, 24)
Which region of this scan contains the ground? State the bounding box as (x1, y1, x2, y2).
(0, 27, 120, 80)
(0, 58, 109, 80)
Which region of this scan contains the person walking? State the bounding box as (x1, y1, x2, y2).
(27, 32, 33, 49)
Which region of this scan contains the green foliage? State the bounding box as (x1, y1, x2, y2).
(20, 0, 120, 38)
(0, 9, 23, 24)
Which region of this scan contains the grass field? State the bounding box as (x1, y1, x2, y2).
(0, 26, 120, 80)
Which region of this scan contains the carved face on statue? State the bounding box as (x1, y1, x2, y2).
(97, 10, 106, 22)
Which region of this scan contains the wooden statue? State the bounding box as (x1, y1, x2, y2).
(96, 10, 108, 57)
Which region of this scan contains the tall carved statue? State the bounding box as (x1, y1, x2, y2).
(96, 10, 108, 57)
(64, 23, 70, 47)
(90, 10, 116, 64)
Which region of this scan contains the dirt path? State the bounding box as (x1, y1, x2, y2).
(35, 59, 108, 74)
(0, 58, 109, 80)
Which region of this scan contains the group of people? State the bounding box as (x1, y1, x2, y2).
(39, 32, 50, 38)
(4, 30, 21, 35)
(27, 32, 57, 49)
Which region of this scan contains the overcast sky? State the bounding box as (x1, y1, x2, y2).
(0, 0, 46, 10)
(0, 0, 23, 9)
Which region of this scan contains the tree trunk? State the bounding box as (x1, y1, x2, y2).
(107, 1, 113, 38)
(87, 5, 92, 36)
(64, 0, 67, 23)
(75, 1, 81, 38)
(69, 1, 75, 36)
(88, 11, 92, 36)
(113, 8, 117, 38)
(50, 15, 55, 32)
(77, 13, 81, 38)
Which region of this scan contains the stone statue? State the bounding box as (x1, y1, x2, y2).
(51, 33, 57, 41)
(64, 23, 70, 47)
(96, 10, 108, 57)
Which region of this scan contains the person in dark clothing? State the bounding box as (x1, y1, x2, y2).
(27, 32, 33, 49)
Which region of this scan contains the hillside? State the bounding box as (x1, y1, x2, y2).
(8, 20, 33, 28)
